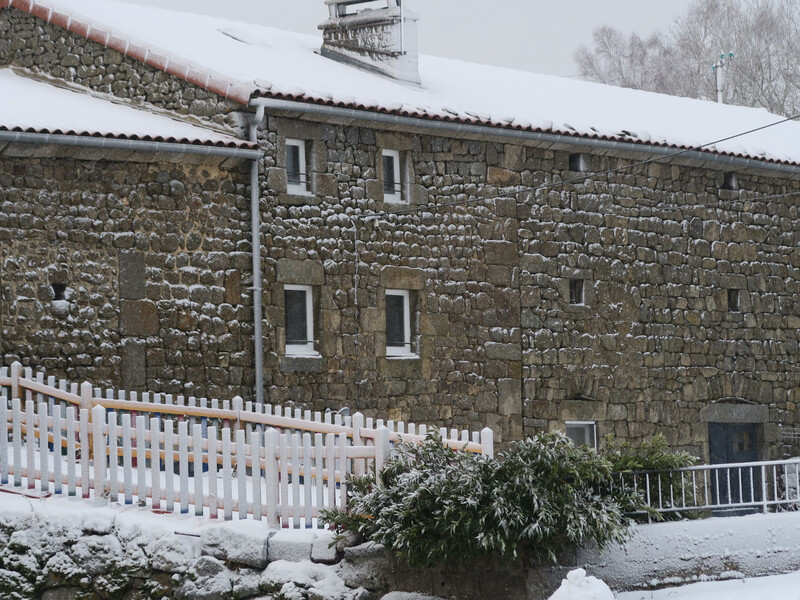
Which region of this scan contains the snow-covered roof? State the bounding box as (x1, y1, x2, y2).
(0, 68, 254, 150)
(6, 0, 800, 167)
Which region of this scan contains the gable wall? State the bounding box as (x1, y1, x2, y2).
(0, 7, 246, 133)
(0, 155, 253, 400)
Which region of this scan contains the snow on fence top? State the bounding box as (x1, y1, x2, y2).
(9, 0, 800, 166)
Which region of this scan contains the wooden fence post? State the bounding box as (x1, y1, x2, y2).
(81, 382, 94, 456)
(10, 361, 21, 400)
(232, 396, 243, 433)
(480, 427, 494, 459)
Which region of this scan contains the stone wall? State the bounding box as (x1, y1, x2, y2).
(0, 155, 254, 400)
(257, 111, 800, 452)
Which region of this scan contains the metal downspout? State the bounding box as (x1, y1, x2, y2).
(249, 105, 266, 406)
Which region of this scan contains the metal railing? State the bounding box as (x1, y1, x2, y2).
(620, 457, 800, 518)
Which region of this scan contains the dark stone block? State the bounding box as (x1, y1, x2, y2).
(119, 300, 159, 336)
(119, 251, 145, 300)
(120, 339, 146, 389)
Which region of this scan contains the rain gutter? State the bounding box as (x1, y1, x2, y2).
(248, 105, 266, 407)
(0, 130, 262, 159)
(250, 97, 800, 177)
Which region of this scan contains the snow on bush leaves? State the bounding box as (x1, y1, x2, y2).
(323, 431, 637, 567)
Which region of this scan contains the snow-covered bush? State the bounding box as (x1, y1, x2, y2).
(603, 434, 698, 520)
(323, 432, 634, 567)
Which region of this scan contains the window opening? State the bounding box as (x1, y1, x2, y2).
(286, 139, 308, 194)
(566, 422, 597, 448)
(386, 289, 414, 356)
(382, 150, 403, 203)
(284, 284, 316, 356)
(569, 279, 584, 305)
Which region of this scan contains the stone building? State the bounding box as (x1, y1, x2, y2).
(2, 0, 800, 461)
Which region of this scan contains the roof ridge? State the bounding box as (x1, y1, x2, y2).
(5, 0, 258, 105)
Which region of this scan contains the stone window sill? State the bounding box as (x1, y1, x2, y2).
(280, 355, 324, 374)
(278, 192, 321, 206)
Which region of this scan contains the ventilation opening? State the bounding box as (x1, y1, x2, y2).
(569, 153, 591, 173)
(569, 279, 584, 305)
(51, 283, 66, 301)
(728, 288, 740, 312)
(722, 172, 739, 191)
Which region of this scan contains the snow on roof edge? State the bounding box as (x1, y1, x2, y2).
(7, 0, 800, 171)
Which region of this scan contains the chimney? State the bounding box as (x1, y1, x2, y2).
(319, 0, 421, 85)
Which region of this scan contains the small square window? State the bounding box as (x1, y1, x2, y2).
(569, 153, 591, 173)
(286, 139, 309, 194)
(728, 288, 740, 312)
(284, 284, 317, 356)
(722, 172, 739, 191)
(569, 279, 584, 305)
(386, 289, 415, 357)
(382, 150, 403, 203)
(566, 422, 597, 449)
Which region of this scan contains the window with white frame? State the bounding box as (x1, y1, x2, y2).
(385, 289, 415, 356)
(565, 421, 597, 449)
(284, 284, 316, 356)
(285, 139, 309, 194)
(382, 149, 403, 203)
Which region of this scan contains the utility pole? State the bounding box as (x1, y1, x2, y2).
(712, 52, 734, 103)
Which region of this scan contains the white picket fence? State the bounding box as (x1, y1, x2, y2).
(0, 362, 493, 526)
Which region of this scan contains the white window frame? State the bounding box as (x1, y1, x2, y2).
(565, 421, 597, 449)
(284, 284, 317, 356)
(285, 138, 310, 195)
(385, 288, 415, 357)
(382, 149, 404, 204)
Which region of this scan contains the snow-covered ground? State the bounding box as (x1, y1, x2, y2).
(616, 571, 800, 600)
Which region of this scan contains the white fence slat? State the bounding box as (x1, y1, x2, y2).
(264, 428, 278, 527)
(337, 432, 348, 510)
(0, 397, 8, 485)
(136, 415, 147, 506)
(79, 408, 91, 499)
(25, 400, 36, 490)
(222, 427, 233, 521)
(291, 432, 301, 529)
(279, 433, 289, 527)
(53, 405, 62, 495)
(66, 406, 76, 496)
(179, 420, 189, 515)
(352, 412, 364, 477)
(208, 425, 218, 520)
(150, 417, 161, 511)
(236, 428, 247, 520)
(122, 413, 133, 504)
(325, 432, 335, 511)
(92, 405, 107, 504)
(303, 432, 312, 527)
(193, 423, 204, 517)
(108, 412, 118, 503)
(250, 428, 262, 521)
(165, 419, 175, 513)
(37, 401, 48, 493)
(314, 432, 324, 521)
(12, 397, 21, 487)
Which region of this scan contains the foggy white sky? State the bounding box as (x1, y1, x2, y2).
(129, 0, 695, 77)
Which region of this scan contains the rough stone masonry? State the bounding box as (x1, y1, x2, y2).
(2, 5, 800, 457)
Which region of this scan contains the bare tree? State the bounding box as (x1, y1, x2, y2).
(575, 0, 800, 116)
